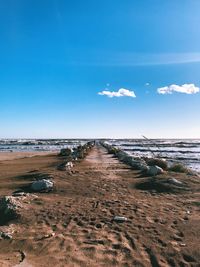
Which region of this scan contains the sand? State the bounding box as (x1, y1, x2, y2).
(0, 146, 200, 267)
(0, 151, 58, 162)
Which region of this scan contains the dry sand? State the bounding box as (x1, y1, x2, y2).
(0, 146, 200, 267)
(0, 151, 57, 162)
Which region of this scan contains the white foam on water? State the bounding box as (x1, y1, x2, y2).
(107, 139, 200, 173)
(0, 139, 200, 172)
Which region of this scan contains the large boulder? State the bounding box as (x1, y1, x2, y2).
(145, 158, 168, 170)
(129, 159, 142, 169)
(0, 196, 22, 224)
(108, 147, 119, 155)
(137, 162, 149, 172)
(59, 148, 73, 157)
(74, 150, 85, 159)
(31, 179, 54, 192)
(146, 165, 164, 176)
(122, 155, 133, 165)
(126, 157, 148, 171)
(117, 151, 128, 161)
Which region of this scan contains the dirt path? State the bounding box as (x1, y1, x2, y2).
(0, 146, 200, 267)
(85, 145, 127, 179)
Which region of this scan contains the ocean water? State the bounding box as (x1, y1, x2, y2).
(0, 139, 199, 172)
(0, 139, 88, 152)
(107, 139, 200, 173)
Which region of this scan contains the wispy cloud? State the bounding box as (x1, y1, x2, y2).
(157, 84, 200, 95)
(98, 88, 136, 98)
(70, 52, 200, 67)
(20, 52, 200, 68)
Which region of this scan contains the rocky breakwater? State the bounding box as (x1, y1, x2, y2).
(100, 142, 193, 193)
(58, 141, 95, 172)
(101, 142, 161, 174)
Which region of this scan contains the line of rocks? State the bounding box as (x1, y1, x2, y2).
(100, 142, 195, 193)
(58, 141, 95, 171)
(0, 142, 95, 228)
(101, 142, 165, 176)
(100, 142, 197, 177)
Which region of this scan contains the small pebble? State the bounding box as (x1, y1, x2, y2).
(113, 216, 128, 222)
(180, 243, 186, 247)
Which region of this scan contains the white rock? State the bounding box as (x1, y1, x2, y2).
(66, 161, 73, 168)
(147, 165, 164, 176)
(0, 231, 12, 239)
(65, 161, 74, 171)
(31, 179, 53, 192)
(168, 178, 183, 186)
(0, 196, 22, 222)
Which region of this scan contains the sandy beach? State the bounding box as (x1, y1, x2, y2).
(0, 145, 200, 267)
(0, 151, 58, 162)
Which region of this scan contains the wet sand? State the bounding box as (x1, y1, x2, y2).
(0, 146, 200, 267)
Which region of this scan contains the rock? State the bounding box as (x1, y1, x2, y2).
(113, 216, 128, 222)
(145, 158, 168, 170)
(168, 178, 183, 186)
(132, 160, 148, 171)
(58, 161, 74, 171)
(31, 179, 53, 192)
(65, 161, 73, 169)
(122, 155, 134, 165)
(59, 148, 72, 157)
(139, 163, 149, 172)
(117, 151, 128, 161)
(0, 231, 12, 239)
(146, 165, 164, 176)
(73, 145, 87, 159)
(0, 196, 22, 223)
(108, 147, 119, 155)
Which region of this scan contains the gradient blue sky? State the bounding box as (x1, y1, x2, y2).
(0, 0, 200, 138)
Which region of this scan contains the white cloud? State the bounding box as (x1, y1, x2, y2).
(98, 88, 136, 98)
(157, 84, 200, 95)
(145, 82, 150, 86)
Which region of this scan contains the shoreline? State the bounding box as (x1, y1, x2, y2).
(0, 138, 199, 172)
(0, 146, 200, 266)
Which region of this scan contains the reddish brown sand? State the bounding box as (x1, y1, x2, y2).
(0, 151, 57, 162)
(0, 146, 200, 267)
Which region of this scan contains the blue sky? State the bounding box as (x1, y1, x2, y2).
(0, 0, 200, 138)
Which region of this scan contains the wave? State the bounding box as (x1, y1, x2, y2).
(114, 142, 200, 148)
(122, 148, 200, 154)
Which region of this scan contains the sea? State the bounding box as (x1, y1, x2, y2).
(0, 139, 199, 172)
(107, 139, 200, 173)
